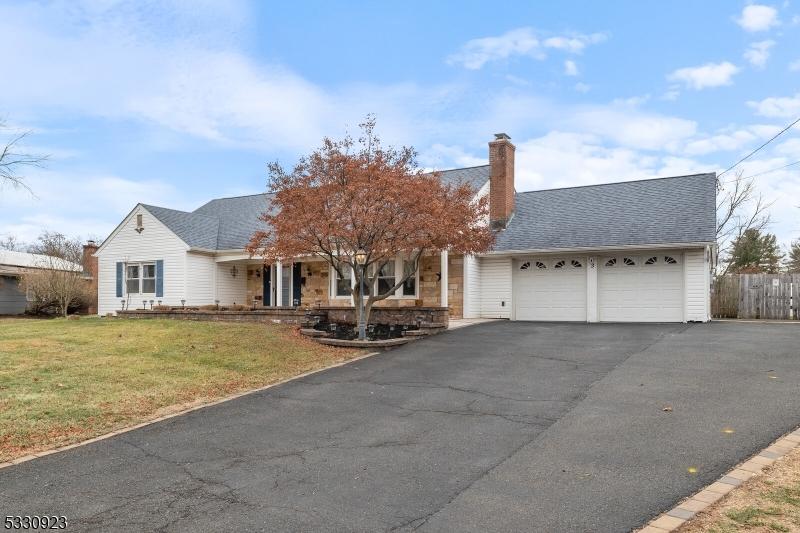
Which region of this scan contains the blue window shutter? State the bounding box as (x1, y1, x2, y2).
(116, 262, 123, 297)
(156, 260, 164, 298)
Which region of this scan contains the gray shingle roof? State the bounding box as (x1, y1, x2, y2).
(142, 166, 489, 250)
(436, 165, 490, 192)
(493, 173, 717, 252)
(140, 205, 219, 249)
(193, 193, 276, 250)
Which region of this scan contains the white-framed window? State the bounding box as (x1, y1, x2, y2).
(329, 254, 420, 299)
(376, 261, 395, 295)
(332, 264, 353, 298)
(126, 262, 156, 295)
(399, 259, 417, 298)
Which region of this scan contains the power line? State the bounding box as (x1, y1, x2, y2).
(717, 115, 800, 179)
(720, 159, 800, 185)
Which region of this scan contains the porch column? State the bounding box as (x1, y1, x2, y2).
(440, 250, 449, 308)
(275, 259, 283, 307)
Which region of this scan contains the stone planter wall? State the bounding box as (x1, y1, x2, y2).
(315, 306, 449, 327)
(117, 307, 306, 324)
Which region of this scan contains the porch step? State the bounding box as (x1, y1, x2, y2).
(417, 322, 447, 329)
(402, 330, 430, 337)
(299, 328, 327, 338)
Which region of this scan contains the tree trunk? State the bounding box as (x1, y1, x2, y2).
(364, 299, 375, 329)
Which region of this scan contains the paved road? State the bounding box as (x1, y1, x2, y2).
(2, 322, 799, 532)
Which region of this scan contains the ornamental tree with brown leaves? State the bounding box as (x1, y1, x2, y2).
(247, 117, 494, 333)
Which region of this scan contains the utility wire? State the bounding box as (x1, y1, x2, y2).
(720, 159, 800, 185)
(717, 115, 800, 179)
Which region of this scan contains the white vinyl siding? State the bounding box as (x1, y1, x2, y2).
(684, 248, 710, 322)
(185, 253, 215, 306)
(463, 255, 481, 318)
(215, 262, 247, 305)
(96, 206, 188, 315)
(479, 256, 512, 318)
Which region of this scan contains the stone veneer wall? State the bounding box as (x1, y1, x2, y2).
(241, 254, 464, 318)
(118, 308, 306, 324)
(320, 306, 449, 327)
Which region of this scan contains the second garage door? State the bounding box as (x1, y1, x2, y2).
(598, 254, 683, 322)
(513, 258, 587, 321)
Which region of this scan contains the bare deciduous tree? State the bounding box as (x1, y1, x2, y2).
(19, 232, 91, 317)
(0, 119, 46, 194)
(716, 171, 773, 275)
(0, 234, 23, 251)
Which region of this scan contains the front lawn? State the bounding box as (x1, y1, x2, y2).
(0, 318, 362, 462)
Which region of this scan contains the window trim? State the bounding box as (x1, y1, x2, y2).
(329, 254, 420, 300)
(126, 261, 156, 296)
(331, 263, 354, 299)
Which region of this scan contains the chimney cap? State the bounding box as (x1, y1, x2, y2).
(494, 133, 511, 141)
(86, 240, 97, 246)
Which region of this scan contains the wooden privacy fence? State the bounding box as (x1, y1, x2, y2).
(712, 273, 799, 320)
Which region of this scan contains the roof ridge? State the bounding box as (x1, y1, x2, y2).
(516, 172, 716, 195)
(196, 191, 273, 205)
(437, 163, 490, 172)
(143, 204, 219, 221)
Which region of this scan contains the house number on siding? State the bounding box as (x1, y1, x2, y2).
(589, 258, 596, 269)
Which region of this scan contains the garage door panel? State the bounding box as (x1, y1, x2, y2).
(514, 259, 587, 322)
(599, 255, 683, 322)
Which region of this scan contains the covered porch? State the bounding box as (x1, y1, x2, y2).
(217, 252, 466, 318)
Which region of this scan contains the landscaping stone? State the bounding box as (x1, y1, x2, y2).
(314, 337, 411, 348)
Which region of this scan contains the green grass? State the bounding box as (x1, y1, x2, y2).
(0, 317, 361, 461)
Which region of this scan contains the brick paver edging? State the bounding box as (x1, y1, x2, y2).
(638, 426, 800, 532)
(0, 351, 381, 470)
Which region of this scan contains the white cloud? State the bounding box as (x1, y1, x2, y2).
(446, 27, 605, 70)
(565, 103, 698, 151)
(775, 137, 800, 156)
(512, 131, 714, 192)
(667, 61, 740, 90)
(790, 59, 800, 71)
(0, 169, 188, 242)
(684, 132, 755, 156)
(564, 60, 579, 76)
(736, 4, 780, 32)
(661, 89, 681, 101)
(747, 93, 800, 117)
(0, 1, 470, 153)
(574, 82, 591, 93)
(419, 144, 487, 170)
(542, 33, 606, 53)
(744, 40, 775, 68)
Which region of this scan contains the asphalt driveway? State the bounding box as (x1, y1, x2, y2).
(2, 321, 799, 532)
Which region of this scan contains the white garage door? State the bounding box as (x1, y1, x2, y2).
(513, 258, 587, 321)
(599, 254, 683, 322)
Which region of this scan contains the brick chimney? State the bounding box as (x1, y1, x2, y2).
(82, 240, 99, 314)
(489, 133, 515, 230)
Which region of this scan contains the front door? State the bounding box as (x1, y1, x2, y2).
(292, 262, 302, 306)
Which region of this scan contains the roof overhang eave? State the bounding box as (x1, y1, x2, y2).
(480, 241, 715, 257)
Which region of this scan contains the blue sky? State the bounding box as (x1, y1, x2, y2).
(1, 0, 798, 248)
